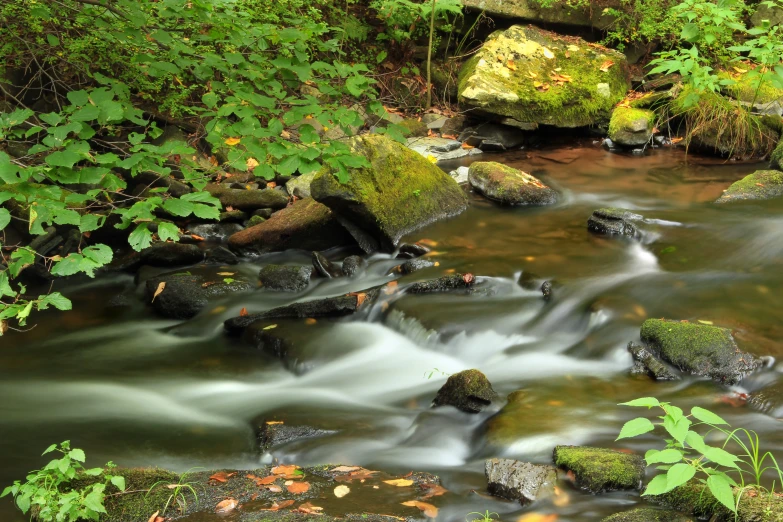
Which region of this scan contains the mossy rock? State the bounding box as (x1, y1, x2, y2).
(467, 161, 558, 205)
(433, 369, 497, 413)
(206, 184, 289, 211)
(656, 480, 783, 522)
(608, 107, 655, 146)
(398, 118, 428, 137)
(311, 135, 468, 252)
(772, 140, 783, 170)
(639, 319, 761, 385)
(458, 25, 630, 128)
(461, 0, 617, 29)
(721, 70, 783, 105)
(715, 170, 783, 203)
(601, 507, 694, 522)
(553, 445, 644, 493)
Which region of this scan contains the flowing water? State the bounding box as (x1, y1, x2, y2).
(2, 143, 782, 521)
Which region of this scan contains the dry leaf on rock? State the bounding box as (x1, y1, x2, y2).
(209, 471, 236, 483)
(151, 282, 165, 303)
(331, 466, 361, 472)
(287, 481, 310, 494)
(296, 502, 324, 514)
(599, 60, 615, 72)
(216, 272, 235, 276)
(146, 511, 160, 522)
(421, 484, 448, 499)
(255, 476, 278, 485)
(246, 157, 260, 171)
(384, 479, 414, 487)
(215, 498, 238, 513)
(261, 500, 295, 512)
(267, 485, 283, 493)
(517, 514, 558, 522)
(401, 501, 438, 518)
(239, 307, 249, 317)
(334, 485, 351, 498)
(272, 464, 300, 476)
(190, 234, 205, 241)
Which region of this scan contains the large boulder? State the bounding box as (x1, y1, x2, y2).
(608, 107, 656, 146)
(485, 458, 557, 505)
(468, 162, 558, 205)
(311, 135, 469, 251)
(553, 445, 644, 493)
(715, 170, 783, 203)
(639, 319, 762, 385)
(458, 25, 630, 128)
(227, 198, 355, 254)
(433, 369, 497, 413)
(461, 0, 617, 29)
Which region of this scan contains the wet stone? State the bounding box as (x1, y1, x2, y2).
(140, 242, 204, 267)
(485, 458, 557, 505)
(588, 207, 644, 239)
(398, 258, 435, 274)
(628, 341, 679, 380)
(553, 445, 645, 493)
(257, 420, 337, 452)
(258, 265, 313, 292)
(205, 246, 239, 265)
(601, 507, 694, 522)
(397, 243, 431, 259)
(312, 251, 342, 278)
(145, 268, 254, 319)
(341, 255, 365, 277)
(406, 274, 476, 293)
(433, 369, 497, 413)
(748, 380, 783, 417)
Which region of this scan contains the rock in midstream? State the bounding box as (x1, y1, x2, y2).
(553, 445, 645, 493)
(258, 264, 313, 292)
(406, 274, 476, 293)
(145, 268, 254, 319)
(257, 419, 337, 452)
(485, 458, 557, 505)
(468, 162, 558, 206)
(312, 251, 342, 278)
(341, 255, 365, 277)
(433, 369, 497, 413)
(140, 242, 204, 267)
(628, 341, 679, 381)
(587, 207, 645, 239)
(601, 507, 694, 522)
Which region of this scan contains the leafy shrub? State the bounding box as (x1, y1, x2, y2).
(1, 441, 125, 522)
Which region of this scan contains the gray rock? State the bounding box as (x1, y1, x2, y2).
(587, 208, 644, 239)
(286, 171, 317, 199)
(398, 258, 435, 274)
(205, 246, 239, 265)
(406, 136, 483, 162)
(253, 208, 275, 219)
(406, 274, 476, 293)
(145, 268, 253, 319)
(459, 122, 527, 151)
(609, 107, 655, 147)
(485, 458, 557, 505)
(469, 162, 558, 205)
(312, 251, 342, 278)
(628, 341, 679, 380)
(640, 319, 762, 385)
(257, 421, 337, 452)
(449, 166, 470, 184)
(715, 170, 783, 203)
(541, 280, 553, 301)
(440, 115, 468, 137)
(341, 255, 365, 277)
(187, 223, 243, 241)
(258, 265, 313, 292)
(140, 242, 204, 267)
(749, 381, 783, 417)
(425, 116, 449, 130)
(397, 243, 431, 259)
(219, 209, 248, 222)
(433, 369, 497, 413)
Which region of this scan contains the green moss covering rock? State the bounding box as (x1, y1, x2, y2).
(398, 118, 429, 137)
(656, 480, 783, 521)
(771, 140, 783, 169)
(228, 198, 355, 254)
(468, 161, 558, 205)
(639, 319, 761, 385)
(311, 134, 468, 251)
(715, 170, 783, 203)
(553, 445, 645, 493)
(458, 25, 630, 128)
(433, 369, 497, 413)
(609, 107, 656, 146)
(206, 184, 289, 211)
(601, 507, 693, 522)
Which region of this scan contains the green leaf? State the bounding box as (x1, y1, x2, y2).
(82, 490, 107, 513)
(16, 492, 31, 513)
(646, 449, 684, 465)
(46, 34, 59, 46)
(162, 198, 194, 217)
(691, 407, 728, 426)
(110, 475, 126, 491)
(642, 474, 669, 496)
(82, 245, 113, 266)
(620, 397, 660, 408)
(0, 208, 10, 231)
(665, 463, 696, 492)
(617, 417, 655, 440)
(67, 90, 90, 106)
(128, 223, 153, 252)
(38, 292, 72, 311)
(80, 214, 104, 233)
(68, 448, 86, 462)
(685, 431, 707, 453)
(0, 271, 15, 299)
(83, 468, 104, 476)
(704, 447, 740, 469)
(707, 473, 737, 512)
(664, 415, 691, 444)
(46, 150, 83, 168)
(157, 222, 180, 243)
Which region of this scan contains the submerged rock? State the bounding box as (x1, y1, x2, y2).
(258, 265, 313, 292)
(227, 198, 355, 254)
(312, 251, 342, 278)
(628, 341, 679, 381)
(224, 288, 381, 335)
(485, 458, 557, 505)
(587, 207, 644, 239)
(749, 381, 783, 417)
(715, 170, 783, 203)
(145, 268, 253, 319)
(140, 242, 204, 267)
(553, 445, 644, 493)
(468, 162, 558, 205)
(640, 319, 762, 385)
(433, 369, 497, 413)
(459, 122, 527, 151)
(406, 274, 477, 293)
(458, 25, 629, 128)
(601, 508, 694, 522)
(609, 107, 655, 146)
(397, 243, 431, 259)
(312, 135, 469, 251)
(257, 419, 337, 452)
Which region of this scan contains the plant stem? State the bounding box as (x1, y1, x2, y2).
(426, 0, 436, 108)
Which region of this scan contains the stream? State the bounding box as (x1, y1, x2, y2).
(1, 143, 782, 521)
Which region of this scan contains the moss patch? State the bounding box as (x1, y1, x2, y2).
(433, 369, 497, 413)
(721, 70, 783, 105)
(608, 107, 655, 146)
(458, 25, 630, 128)
(716, 169, 783, 203)
(467, 161, 558, 205)
(553, 445, 644, 493)
(601, 507, 693, 522)
(656, 481, 783, 522)
(311, 134, 468, 251)
(640, 319, 760, 385)
(772, 140, 783, 169)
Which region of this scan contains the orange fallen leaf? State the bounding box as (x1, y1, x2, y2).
(305, 318, 317, 325)
(267, 484, 283, 493)
(272, 465, 299, 476)
(347, 292, 368, 306)
(296, 502, 324, 514)
(553, 486, 570, 507)
(151, 282, 166, 303)
(383, 280, 399, 295)
(331, 466, 361, 472)
(217, 272, 235, 276)
(255, 476, 278, 485)
(225, 206, 235, 212)
(599, 60, 615, 72)
(517, 515, 558, 522)
(240, 307, 249, 317)
(190, 234, 205, 241)
(417, 239, 438, 247)
(421, 484, 448, 499)
(224, 137, 241, 146)
(441, 134, 458, 140)
(281, 130, 291, 139)
(384, 479, 414, 487)
(209, 471, 236, 483)
(267, 181, 277, 188)
(461, 142, 475, 149)
(146, 511, 161, 522)
(215, 498, 238, 513)
(287, 481, 310, 494)
(401, 501, 438, 518)
(261, 500, 295, 511)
